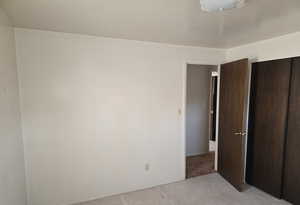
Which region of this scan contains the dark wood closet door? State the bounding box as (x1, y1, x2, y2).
(247, 59, 291, 198)
(219, 59, 249, 191)
(283, 57, 300, 205)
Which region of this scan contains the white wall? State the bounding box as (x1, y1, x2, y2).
(14, 28, 225, 205)
(0, 9, 27, 205)
(226, 32, 300, 62)
(186, 65, 213, 156)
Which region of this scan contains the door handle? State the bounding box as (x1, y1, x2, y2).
(234, 132, 247, 136)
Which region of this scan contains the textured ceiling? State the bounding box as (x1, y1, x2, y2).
(1, 0, 300, 48)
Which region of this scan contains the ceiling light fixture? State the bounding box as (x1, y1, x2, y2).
(200, 0, 246, 12)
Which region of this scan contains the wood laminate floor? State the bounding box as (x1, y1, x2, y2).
(186, 152, 215, 178)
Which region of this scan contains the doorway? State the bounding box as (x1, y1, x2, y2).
(185, 64, 218, 179)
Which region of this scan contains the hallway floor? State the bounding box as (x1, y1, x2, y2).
(74, 173, 290, 205)
(186, 152, 215, 178)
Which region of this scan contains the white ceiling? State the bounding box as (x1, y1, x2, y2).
(1, 0, 300, 48)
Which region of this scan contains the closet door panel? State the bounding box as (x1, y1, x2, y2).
(248, 59, 291, 198)
(283, 57, 300, 205)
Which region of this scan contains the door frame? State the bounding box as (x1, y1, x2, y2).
(182, 62, 220, 179)
(182, 60, 252, 181)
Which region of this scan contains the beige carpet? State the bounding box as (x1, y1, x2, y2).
(74, 173, 290, 205)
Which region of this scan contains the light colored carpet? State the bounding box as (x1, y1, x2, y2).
(74, 173, 291, 205)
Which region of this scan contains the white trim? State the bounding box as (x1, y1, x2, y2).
(182, 62, 187, 179)
(242, 60, 253, 182)
(215, 64, 221, 171)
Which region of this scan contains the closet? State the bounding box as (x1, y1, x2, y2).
(247, 57, 300, 205)
(283, 57, 300, 204)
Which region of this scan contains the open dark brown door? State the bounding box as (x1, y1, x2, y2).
(218, 59, 249, 191)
